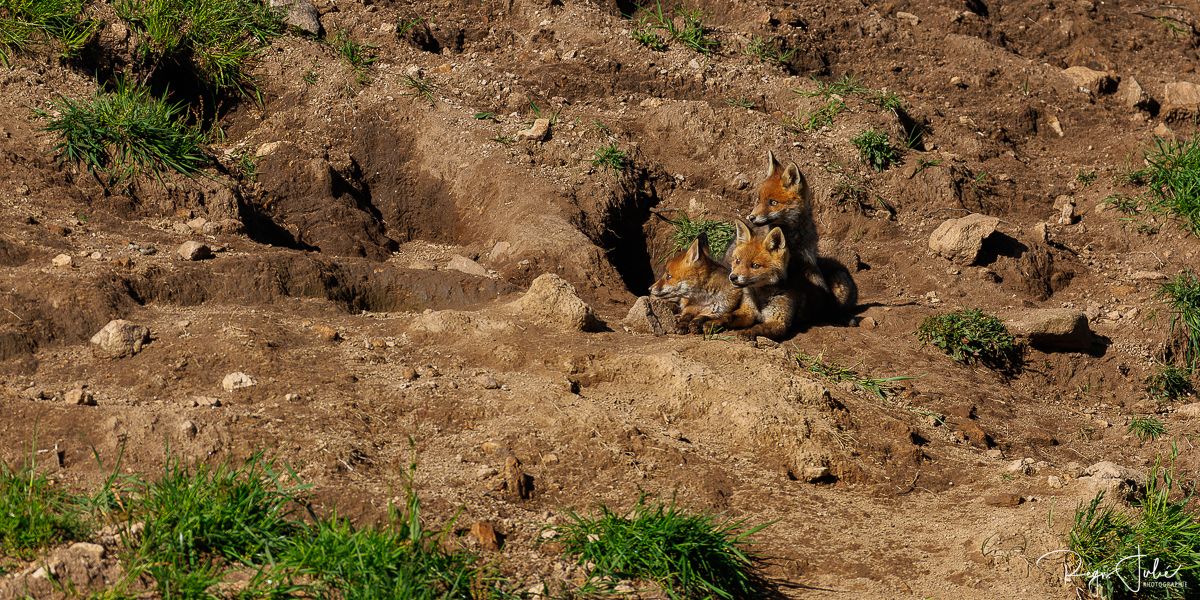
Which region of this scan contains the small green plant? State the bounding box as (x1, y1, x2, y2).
(1060, 454, 1200, 599)
(37, 79, 209, 186)
(0, 0, 98, 65)
(1136, 136, 1200, 235)
(528, 100, 561, 125)
(796, 74, 869, 100)
(331, 30, 376, 82)
(1147, 363, 1194, 401)
(917, 309, 1020, 370)
(301, 69, 318, 85)
(796, 352, 912, 400)
(1160, 271, 1200, 371)
(829, 171, 894, 218)
(631, 1, 718, 54)
(744, 35, 794, 66)
(560, 498, 770, 599)
(1104, 194, 1140, 215)
(702, 323, 732, 341)
(116, 0, 284, 97)
(870, 90, 905, 112)
(1127, 417, 1166, 442)
(402, 74, 436, 104)
(851, 129, 898, 172)
(473, 111, 496, 121)
(591, 144, 627, 172)
(668, 214, 735, 258)
(1076, 169, 1098, 186)
(491, 135, 516, 146)
(236, 151, 257, 181)
(396, 16, 425, 37)
(725, 97, 755, 110)
(784, 98, 844, 132)
(914, 158, 942, 175)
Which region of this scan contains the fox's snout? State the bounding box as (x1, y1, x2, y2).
(747, 213, 771, 226)
(729, 273, 747, 287)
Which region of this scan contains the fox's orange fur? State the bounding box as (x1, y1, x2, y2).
(650, 233, 756, 334)
(728, 219, 801, 341)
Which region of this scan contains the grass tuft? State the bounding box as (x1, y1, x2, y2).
(784, 98, 844, 132)
(1137, 137, 1200, 235)
(1160, 271, 1200, 371)
(667, 214, 735, 259)
(744, 35, 794, 66)
(560, 498, 770, 599)
(37, 79, 208, 186)
(797, 352, 912, 399)
(1063, 455, 1200, 599)
(917, 309, 1020, 371)
(1127, 417, 1166, 442)
(331, 30, 377, 84)
(1147, 363, 1194, 402)
(631, 1, 718, 54)
(0, 0, 98, 65)
(116, 0, 284, 97)
(0, 460, 90, 559)
(591, 143, 627, 172)
(850, 129, 899, 172)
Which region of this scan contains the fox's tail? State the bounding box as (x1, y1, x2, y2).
(817, 257, 857, 313)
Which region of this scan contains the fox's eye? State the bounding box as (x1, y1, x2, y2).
(665, 274, 672, 280)
(768, 199, 778, 207)
(751, 262, 762, 269)
(734, 258, 741, 265)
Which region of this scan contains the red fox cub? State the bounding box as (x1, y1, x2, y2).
(650, 232, 757, 334)
(748, 151, 857, 311)
(727, 219, 801, 341)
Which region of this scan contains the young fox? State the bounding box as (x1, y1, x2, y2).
(747, 150, 857, 312)
(727, 219, 801, 341)
(650, 233, 757, 334)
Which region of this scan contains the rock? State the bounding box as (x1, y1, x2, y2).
(1176, 403, 1200, 418)
(476, 465, 498, 479)
(1062, 66, 1117, 96)
(541, 452, 559, 465)
(446, 255, 489, 277)
(186, 217, 208, 232)
(1083, 461, 1144, 483)
(1162, 81, 1200, 122)
(800, 465, 830, 482)
(399, 366, 418, 381)
(269, 0, 321, 35)
(517, 118, 551, 142)
(470, 520, 503, 551)
(179, 420, 198, 438)
(1118, 76, 1153, 111)
(505, 274, 604, 332)
(1054, 195, 1076, 225)
(895, 11, 919, 25)
(488, 241, 511, 262)
(176, 241, 212, 261)
(285, 393, 302, 402)
(312, 324, 340, 342)
(66, 387, 95, 406)
(983, 493, 1024, 507)
(221, 372, 255, 392)
(477, 374, 501, 390)
(1006, 308, 1100, 353)
(1005, 459, 1029, 475)
(503, 455, 531, 500)
(1047, 475, 1065, 489)
(620, 296, 679, 336)
(927, 213, 1000, 265)
(90, 320, 151, 358)
(1046, 115, 1064, 137)
(858, 316, 878, 329)
(51, 253, 73, 268)
(191, 395, 222, 407)
(480, 441, 502, 455)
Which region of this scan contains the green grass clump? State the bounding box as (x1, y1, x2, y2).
(0, 461, 90, 558)
(560, 499, 769, 599)
(1127, 417, 1166, 442)
(850, 129, 899, 172)
(1138, 137, 1200, 235)
(0, 0, 98, 65)
(1064, 456, 1200, 599)
(796, 74, 869, 99)
(631, 1, 718, 55)
(917, 309, 1020, 370)
(668, 214, 735, 258)
(744, 35, 794, 66)
(785, 98, 844, 132)
(796, 352, 912, 400)
(38, 80, 209, 186)
(332, 30, 377, 82)
(1161, 271, 1200, 371)
(591, 144, 627, 172)
(1147, 363, 1194, 401)
(116, 0, 284, 97)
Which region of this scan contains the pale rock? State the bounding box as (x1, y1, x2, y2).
(221, 371, 255, 392)
(90, 320, 151, 358)
(517, 118, 551, 142)
(928, 213, 999, 265)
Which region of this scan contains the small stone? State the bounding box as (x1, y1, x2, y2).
(285, 393, 302, 402)
(447, 255, 489, 277)
(986, 449, 1003, 459)
(51, 253, 73, 268)
(476, 465, 498, 479)
(858, 316, 878, 329)
(192, 396, 222, 407)
(517, 118, 551, 142)
(542, 453, 559, 465)
(950, 76, 964, 87)
(269, 0, 321, 35)
(1118, 76, 1152, 111)
(1054, 195, 1076, 225)
(928, 213, 1000, 265)
(399, 366, 418, 381)
(416, 364, 440, 378)
(1006, 308, 1099, 353)
(503, 455, 531, 500)
(1162, 81, 1200, 122)
(1005, 459, 1029, 475)
(176, 241, 213, 261)
(89, 251, 101, 260)
(1062, 66, 1117, 96)
(506, 274, 604, 331)
(620, 296, 678, 336)
(179, 420, 198, 438)
(312, 324, 340, 342)
(895, 11, 919, 25)
(1046, 115, 1064, 137)
(90, 320, 151, 358)
(66, 387, 95, 406)
(480, 441, 502, 455)
(800, 465, 830, 482)
(221, 372, 255, 392)
(478, 375, 501, 390)
(488, 241, 511, 262)
(1175, 403, 1200, 418)
(983, 493, 1024, 507)
(470, 520, 502, 551)
(1047, 475, 1065, 489)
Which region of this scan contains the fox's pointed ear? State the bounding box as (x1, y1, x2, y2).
(687, 232, 708, 262)
(766, 227, 787, 252)
(765, 150, 781, 178)
(733, 218, 753, 245)
(781, 162, 806, 193)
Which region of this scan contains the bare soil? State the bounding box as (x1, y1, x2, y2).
(2, 0, 1200, 597)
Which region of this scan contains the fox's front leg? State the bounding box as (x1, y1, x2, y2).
(675, 304, 700, 334)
